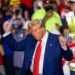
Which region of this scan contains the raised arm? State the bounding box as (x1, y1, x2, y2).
(59, 36, 73, 61)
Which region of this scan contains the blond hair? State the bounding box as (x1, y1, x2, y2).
(28, 19, 44, 28)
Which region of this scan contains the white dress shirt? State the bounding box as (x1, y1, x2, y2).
(3, 32, 11, 37)
(30, 31, 48, 74)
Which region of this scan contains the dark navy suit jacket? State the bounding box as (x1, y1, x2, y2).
(23, 32, 73, 75)
(2, 32, 73, 75)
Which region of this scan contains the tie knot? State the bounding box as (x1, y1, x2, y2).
(39, 40, 42, 42)
(39, 40, 42, 44)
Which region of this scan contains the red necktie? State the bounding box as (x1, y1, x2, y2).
(33, 40, 42, 75)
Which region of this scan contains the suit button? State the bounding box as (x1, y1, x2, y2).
(50, 44, 52, 46)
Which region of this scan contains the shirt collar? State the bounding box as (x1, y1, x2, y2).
(41, 31, 48, 44)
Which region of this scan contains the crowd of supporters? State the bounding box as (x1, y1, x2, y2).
(0, 0, 75, 75)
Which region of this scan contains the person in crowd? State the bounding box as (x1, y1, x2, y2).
(2, 19, 30, 75)
(32, 5, 62, 32)
(2, 19, 73, 75)
(2, 21, 14, 75)
(12, 18, 24, 42)
(66, 1, 75, 75)
(0, 30, 6, 75)
(2, 0, 21, 23)
(56, 0, 70, 18)
(22, 21, 30, 38)
(33, 0, 43, 12)
(66, 0, 75, 34)
(20, 0, 34, 19)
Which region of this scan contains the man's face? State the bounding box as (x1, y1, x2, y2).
(16, 19, 23, 28)
(64, 0, 69, 6)
(70, 3, 75, 11)
(30, 24, 44, 40)
(11, 4, 20, 13)
(46, 10, 53, 18)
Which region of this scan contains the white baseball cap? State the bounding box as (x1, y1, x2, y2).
(68, 0, 75, 3)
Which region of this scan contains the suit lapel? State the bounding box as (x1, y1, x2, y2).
(43, 33, 53, 74)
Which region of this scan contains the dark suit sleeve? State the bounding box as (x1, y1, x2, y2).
(58, 36, 73, 61)
(61, 46, 73, 61)
(2, 33, 26, 51)
(56, 35, 73, 61)
(22, 35, 37, 74)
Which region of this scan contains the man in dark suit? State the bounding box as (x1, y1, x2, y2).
(2, 21, 29, 75)
(2, 19, 73, 75)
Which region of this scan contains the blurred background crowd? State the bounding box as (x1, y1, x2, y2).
(0, 0, 75, 75)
